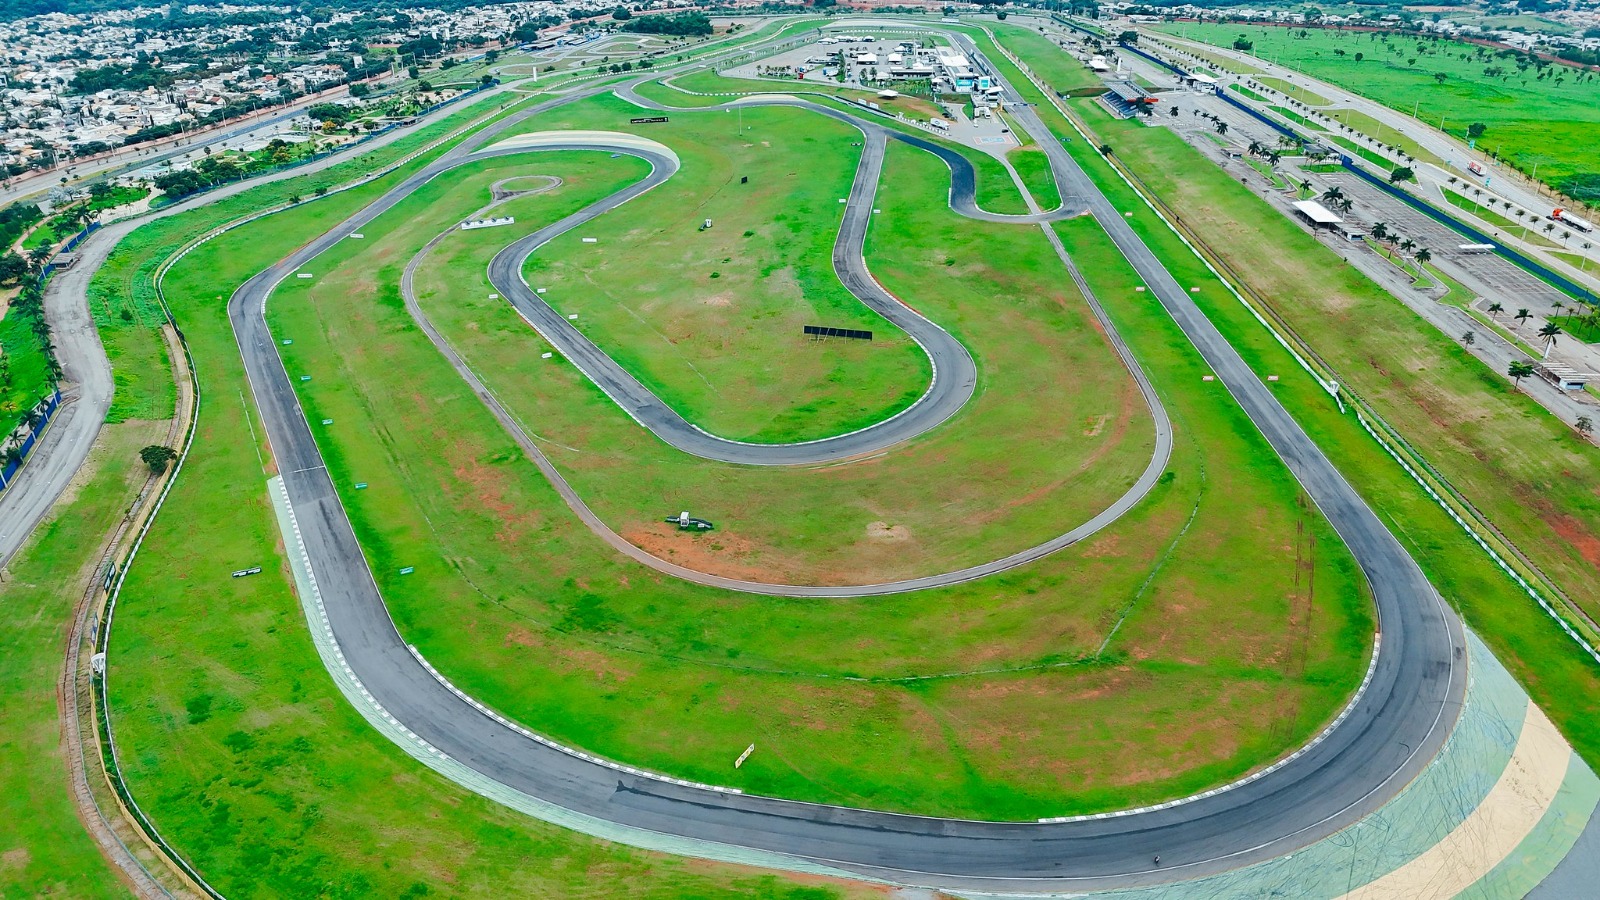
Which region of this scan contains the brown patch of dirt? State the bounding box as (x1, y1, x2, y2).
(503, 626, 636, 683)
(445, 431, 542, 543)
(866, 521, 911, 541)
(1083, 413, 1109, 437)
(1547, 513, 1600, 568)
(0, 847, 29, 870)
(1081, 533, 1122, 558)
(701, 291, 734, 307)
(623, 521, 818, 585)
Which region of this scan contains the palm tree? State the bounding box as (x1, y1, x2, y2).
(1415, 247, 1432, 266)
(1487, 301, 1504, 319)
(1515, 307, 1532, 327)
(1400, 238, 1416, 255)
(1539, 322, 1563, 351)
(1322, 185, 1345, 205)
(1462, 330, 1475, 347)
(1371, 222, 1389, 242)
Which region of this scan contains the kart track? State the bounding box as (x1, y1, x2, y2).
(193, 26, 1467, 894)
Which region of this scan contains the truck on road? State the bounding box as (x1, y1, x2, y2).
(1551, 208, 1595, 234)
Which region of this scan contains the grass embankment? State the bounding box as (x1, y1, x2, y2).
(986, 27, 1600, 772)
(99, 114, 880, 900)
(258, 86, 1369, 818)
(0, 307, 53, 418)
(1231, 83, 1270, 102)
(0, 422, 166, 900)
(1157, 23, 1600, 205)
(521, 102, 931, 443)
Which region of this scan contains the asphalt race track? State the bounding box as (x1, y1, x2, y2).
(395, 128, 1171, 595)
(204, 25, 1468, 894)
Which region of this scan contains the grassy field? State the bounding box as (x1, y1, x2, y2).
(0, 421, 166, 900)
(983, 24, 1600, 776)
(405, 95, 1151, 583)
(628, 77, 1032, 217)
(1009, 144, 1062, 209)
(659, 66, 941, 120)
(990, 23, 1104, 94)
(1158, 23, 1600, 205)
(94, 106, 880, 900)
(241, 89, 1374, 819)
(510, 102, 932, 443)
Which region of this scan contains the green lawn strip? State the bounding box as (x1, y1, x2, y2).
(1009, 145, 1062, 209)
(0, 306, 53, 419)
(259, 122, 1367, 819)
(998, 38, 1600, 769)
(1553, 315, 1600, 343)
(1328, 135, 1403, 170)
(1549, 251, 1598, 274)
(1440, 187, 1520, 228)
(1325, 107, 1443, 166)
(409, 130, 1149, 583)
(102, 134, 878, 900)
(0, 421, 165, 900)
(501, 97, 930, 443)
(1363, 239, 1434, 288)
(1254, 75, 1330, 107)
(1269, 105, 1326, 131)
(1153, 23, 1600, 204)
(1245, 158, 1288, 190)
(1231, 83, 1270, 102)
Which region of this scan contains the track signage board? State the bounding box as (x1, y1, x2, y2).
(630, 116, 669, 124)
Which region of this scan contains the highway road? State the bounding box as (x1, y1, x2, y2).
(0, 76, 557, 569)
(211, 26, 1467, 893)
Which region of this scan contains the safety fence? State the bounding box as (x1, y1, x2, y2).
(0, 388, 64, 493)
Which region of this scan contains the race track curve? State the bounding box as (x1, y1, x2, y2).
(173, 24, 1467, 895)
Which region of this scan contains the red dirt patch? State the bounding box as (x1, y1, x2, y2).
(1547, 513, 1600, 568)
